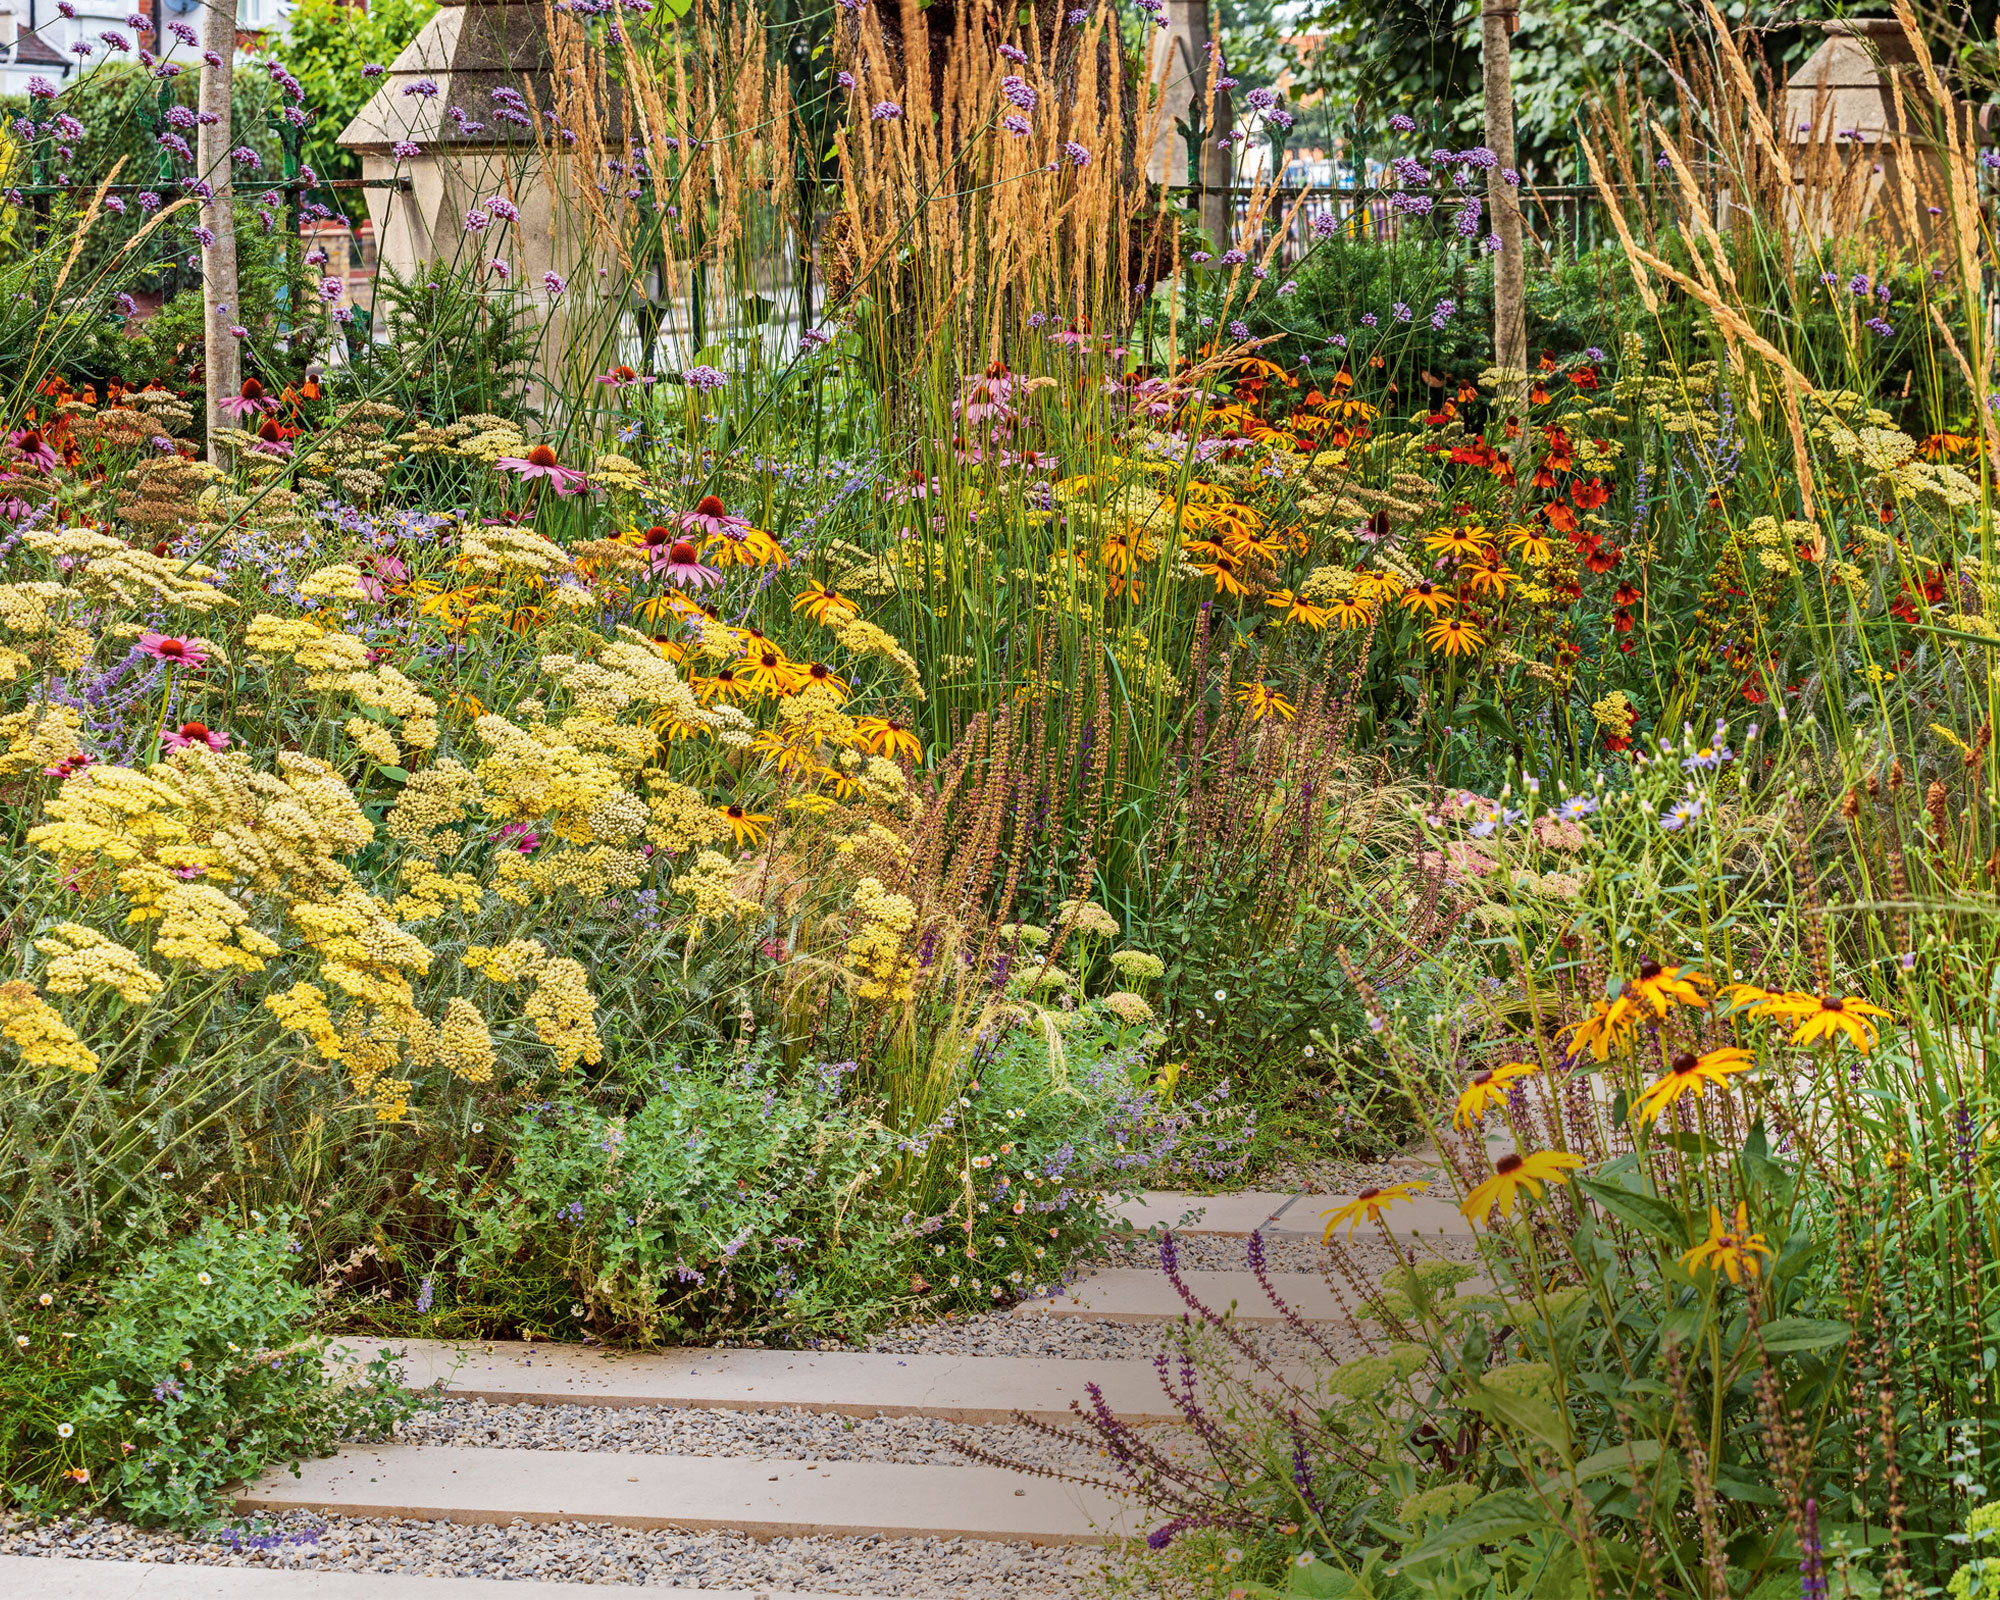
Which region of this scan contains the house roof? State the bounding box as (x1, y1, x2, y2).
(12, 27, 72, 68)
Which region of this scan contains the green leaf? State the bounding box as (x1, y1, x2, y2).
(376, 765, 410, 784)
(1756, 1316, 1851, 1353)
(1464, 1381, 1571, 1459)
(1571, 1439, 1661, 1484)
(1401, 1490, 1554, 1564)
(1576, 1176, 1687, 1248)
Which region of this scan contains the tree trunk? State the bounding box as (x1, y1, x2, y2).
(200, 0, 241, 467)
(1480, 0, 1525, 379)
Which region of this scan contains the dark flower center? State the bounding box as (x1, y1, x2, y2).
(1494, 1154, 1524, 1175)
(614, 365, 636, 381)
(1472, 1070, 1494, 1086)
(760, 652, 780, 669)
(1356, 1187, 1382, 1201)
(809, 663, 831, 679)
(1670, 1053, 1699, 1075)
(527, 445, 560, 468)
(239, 379, 263, 400)
(668, 540, 699, 564)
(1639, 960, 1662, 980)
(642, 525, 671, 546)
(18, 430, 42, 452)
(695, 495, 727, 517)
(157, 638, 187, 658)
(178, 722, 209, 739)
(256, 417, 284, 442)
(1822, 997, 1844, 1012)
(726, 806, 745, 820)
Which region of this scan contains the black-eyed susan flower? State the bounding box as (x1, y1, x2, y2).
(1623, 960, 1711, 1017)
(1561, 996, 1641, 1061)
(718, 804, 771, 848)
(1400, 579, 1456, 617)
(792, 580, 859, 626)
(1632, 1046, 1755, 1125)
(853, 716, 924, 762)
(1453, 1060, 1537, 1130)
(1679, 1202, 1771, 1285)
(1460, 560, 1515, 600)
(1506, 524, 1553, 563)
(1320, 1180, 1430, 1240)
(800, 661, 849, 700)
(1265, 588, 1330, 629)
(1762, 992, 1894, 1051)
(1424, 616, 1484, 657)
(1460, 1148, 1584, 1223)
(1325, 595, 1376, 630)
(1235, 682, 1296, 722)
(1422, 524, 1485, 558)
(738, 648, 804, 696)
(1194, 553, 1253, 597)
(693, 667, 751, 705)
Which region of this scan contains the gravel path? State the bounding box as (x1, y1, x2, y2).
(0, 1513, 1097, 1596)
(396, 1398, 1100, 1471)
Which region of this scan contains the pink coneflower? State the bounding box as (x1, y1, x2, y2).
(678, 494, 746, 539)
(249, 416, 293, 458)
(492, 822, 540, 854)
(136, 633, 210, 668)
(639, 526, 723, 588)
(8, 428, 59, 471)
(956, 382, 1013, 425)
(215, 378, 277, 421)
(356, 552, 408, 601)
(494, 443, 588, 495)
(162, 720, 229, 752)
(43, 751, 94, 779)
(595, 365, 655, 388)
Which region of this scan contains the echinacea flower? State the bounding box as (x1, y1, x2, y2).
(1453, 1061, 1537, 1129)
(8, 428, 59, 470)
(216, 377, 277, 420)
(136, 633, 210, 668)
(161, 720, 229, 752)
(495, 443, 588, 495)
(1633, 1046, 1755, 1124)
(679, 494, 748, 540)
(638, 527, 723, 588)
(595, 365, 654, 388)
(1320, 1180, 1430, 1240)
(1460, 1148, 1583, 1223)
(1680, 1201, 1771, 1285)
(718, 803, 771, 847)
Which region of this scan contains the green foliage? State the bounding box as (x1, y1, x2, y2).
(0, 1218, 421, 1528)
(351, 260, 542, 421)
(276, 0, 439, 186)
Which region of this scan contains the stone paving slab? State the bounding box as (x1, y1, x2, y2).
(1265, 1194, 1479, 1238)
(1107, 1191, 1297, 1235)
(0, 1555, 868, 1600)
(236, 1445, 1130, 1546)
(350, 1341, 1190, 1425)
(1020, 1269, 1359, 1324)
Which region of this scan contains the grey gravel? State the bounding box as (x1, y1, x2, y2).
(396, 1398, 1100, 1471)
(0, 1512, 1096, 1596)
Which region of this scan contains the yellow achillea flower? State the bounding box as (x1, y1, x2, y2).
(267, 983, 345, 1061)
(0, 980, 99, 1073)
(437, 997, 497, 1083)
(524, 958, 603, 1072)
(35, 924, 164, 1004)
(1633, 1047, 1755, 1125)
(153, 882, 281, 973)
(1321, 1180, 1430, 1240)
(464, 938, 549, 984)
(671, 851, 757, 930)
(1452, 1061, 1537, 1130)
(1461, 1149, 1584, 1224)
(345, 717, 401, 768)
(1680, 1202, 1772, 1285)
(846, 876, 919, 1003)
(0, 703, 85, 781)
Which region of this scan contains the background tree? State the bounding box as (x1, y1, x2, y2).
(276, 0, 437, 186)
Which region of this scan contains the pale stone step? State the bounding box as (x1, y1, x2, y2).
(236, 1445, 1130, 1546)
(1107, 1190, 1297, 1235)
(1266, 1193, 1479, 1237)
(1022, 1268, 1358, 1324)
(0, 1555, 869, 1600)
(352, 1340, 1189, 1425)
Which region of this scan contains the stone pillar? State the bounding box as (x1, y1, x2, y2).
(1145, 0, 1234, 252)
